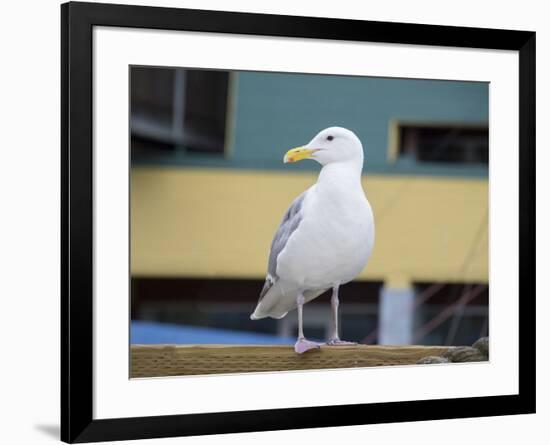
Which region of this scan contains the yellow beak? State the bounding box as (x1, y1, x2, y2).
(283, 146, 317, 163)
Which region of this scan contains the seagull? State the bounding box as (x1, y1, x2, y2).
(250, 127, 375, 353)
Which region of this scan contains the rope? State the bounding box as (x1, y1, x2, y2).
(417, 336, 488, 364)
(442, 209, 488, 345)
(361, 282, 445, 344)
(413, 284, 487, 342)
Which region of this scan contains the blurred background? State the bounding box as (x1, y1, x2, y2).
(130, 66, 488, 347)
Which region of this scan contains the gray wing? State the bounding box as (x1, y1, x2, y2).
(258, 190, 308, 300)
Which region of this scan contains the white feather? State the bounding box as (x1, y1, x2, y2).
(251, 127, 375, 320)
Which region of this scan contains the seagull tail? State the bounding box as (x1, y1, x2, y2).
(250, 310, 287, 320)
(250, 280, 291, 320)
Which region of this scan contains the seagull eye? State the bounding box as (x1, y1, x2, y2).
(327, 135, 334, 141)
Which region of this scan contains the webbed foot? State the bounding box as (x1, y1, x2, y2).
(294, 338, 321, 354)
(326, 338, 357, 346)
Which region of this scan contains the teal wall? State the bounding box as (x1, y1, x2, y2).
(139, 71, 489, 178)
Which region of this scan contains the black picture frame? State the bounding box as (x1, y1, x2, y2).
(61, 1, 536, 443)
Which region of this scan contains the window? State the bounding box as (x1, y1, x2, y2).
(396, 123, 488, 165)
(130, 67, 230, 159)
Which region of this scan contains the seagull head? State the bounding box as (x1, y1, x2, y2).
(283, 127, 364, 166)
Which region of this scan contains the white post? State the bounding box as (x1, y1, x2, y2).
(378, 282, 415, 345)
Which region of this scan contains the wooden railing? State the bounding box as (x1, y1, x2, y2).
(130, 340, 488, 378)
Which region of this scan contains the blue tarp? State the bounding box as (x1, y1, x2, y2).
(131, 320, 295, 345)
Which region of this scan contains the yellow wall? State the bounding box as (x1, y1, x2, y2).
(131, 167, 488, 285)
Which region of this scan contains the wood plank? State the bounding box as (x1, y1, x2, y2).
(130, 344, 455, 377)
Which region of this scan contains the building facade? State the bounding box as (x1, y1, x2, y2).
(130, 68, 489, 346)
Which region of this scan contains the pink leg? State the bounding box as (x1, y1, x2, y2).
(294, 292, 320, 354)
(326, 285, 356, 346)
